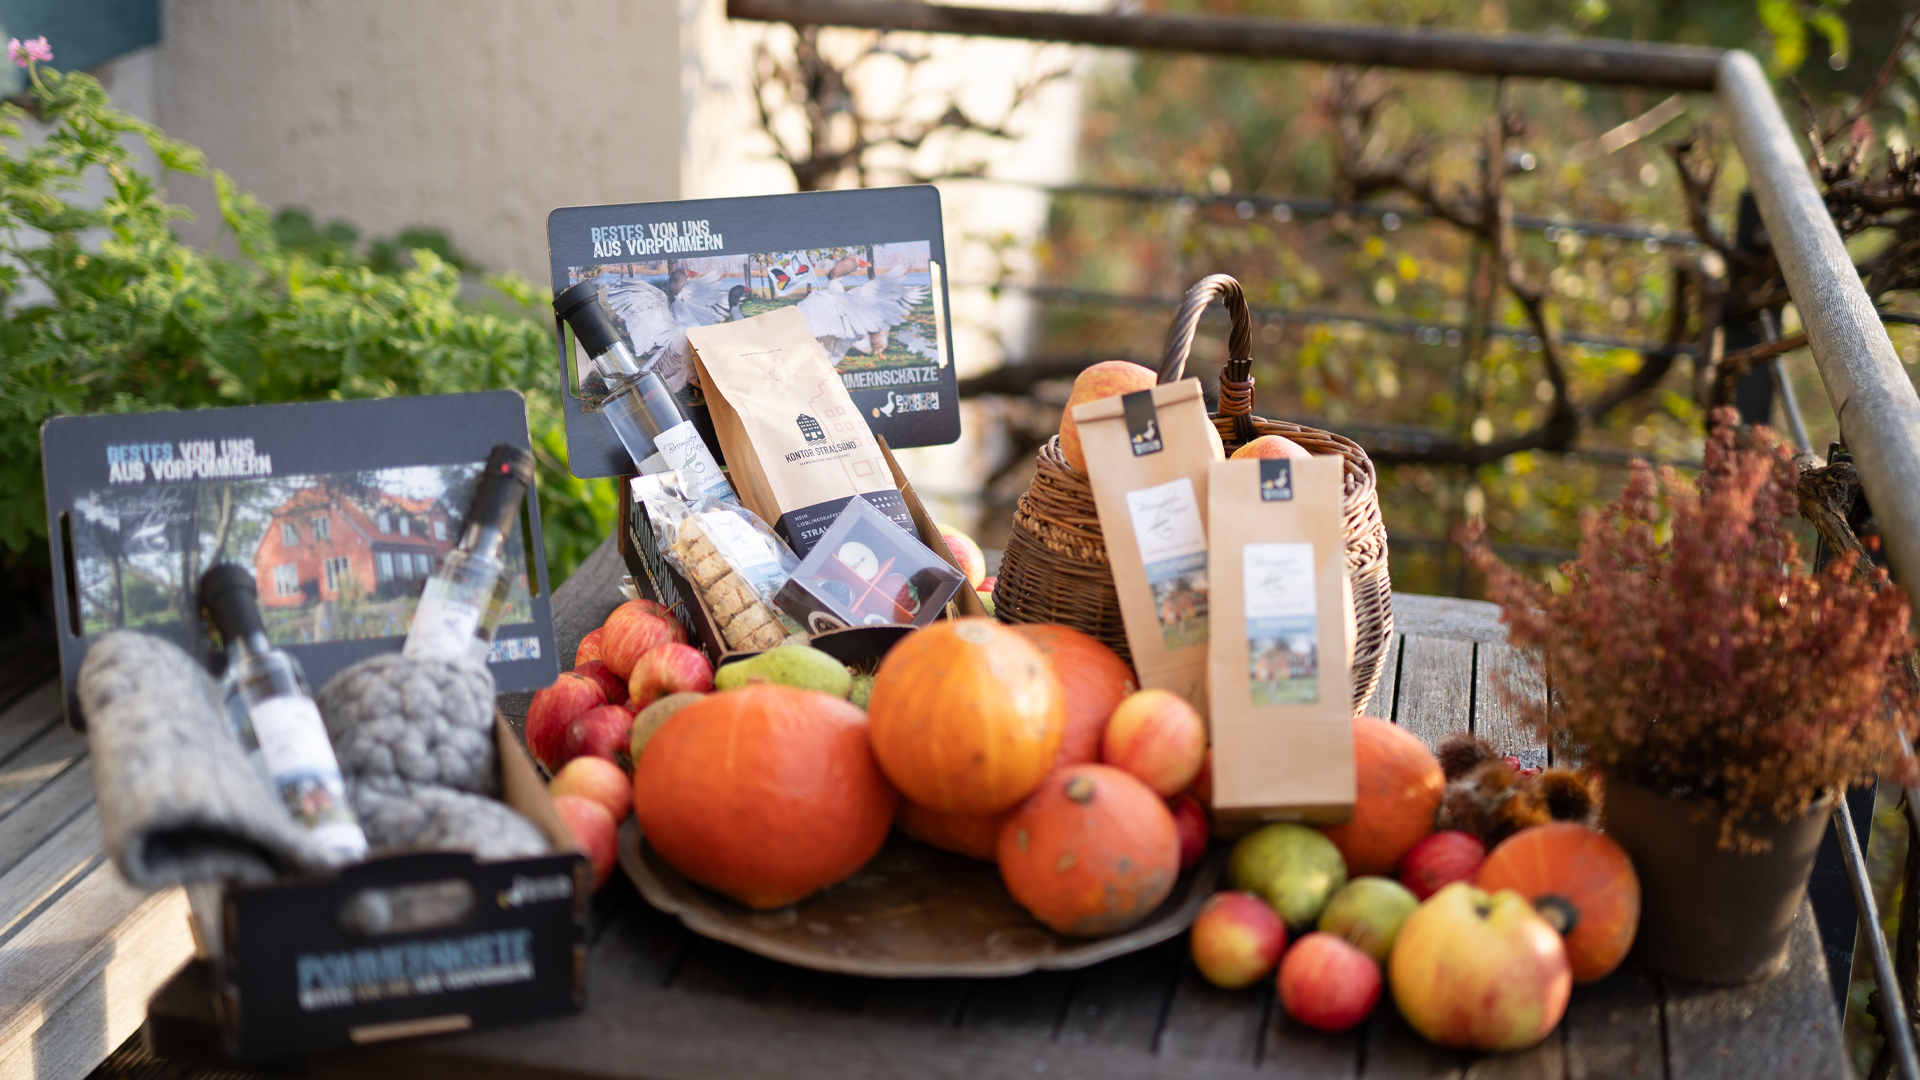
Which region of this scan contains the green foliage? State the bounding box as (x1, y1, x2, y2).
(0, 64, 615, 581)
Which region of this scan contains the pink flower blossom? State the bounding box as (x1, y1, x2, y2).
(8, 37, 50, 68)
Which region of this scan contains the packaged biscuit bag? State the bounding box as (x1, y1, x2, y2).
(632, 473, 802, 652)
(686, 307, 914, 557)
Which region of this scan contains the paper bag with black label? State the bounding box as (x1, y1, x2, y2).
(1075, 379, 1223, 711)
(1206, 456, 1356, 829)
(687, 307, 913, 556)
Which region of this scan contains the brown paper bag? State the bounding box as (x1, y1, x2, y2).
(1074, 379, 1223, 712)
(687, 307, 912, 556)
(1206, 456, 1356, 829)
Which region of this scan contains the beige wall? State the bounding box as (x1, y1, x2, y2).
(153, 0, 683, 285)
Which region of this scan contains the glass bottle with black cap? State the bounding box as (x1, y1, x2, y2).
(404, 443, 536, 662)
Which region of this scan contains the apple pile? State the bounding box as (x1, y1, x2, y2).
(1187, 719, 1643, 1053)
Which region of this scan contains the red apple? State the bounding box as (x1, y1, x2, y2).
(1229, 434, 1313, 461)
(1400, 830, 1487, 901)
(526, 672, 607, 771)
(1388, 882, 1571, 1051)
(1191, 891, 1286, 989)
(1279, 932, 1381, 1033)
(1170, 793, 1209, 872)
(550, 756, 632, 821)
(629, 642, 715, 709)
(1102, 689, 1207, 796)
(551, 794, 617, 889)
(573, 659, 628, 706)
(574, 626, 606, 666)
(978, 575, 997, 595)
(936, 522, 987, 588)
(1059, 361, 1157, 473)
(601, 602, 685, 679)
(563, 704, 636, 770)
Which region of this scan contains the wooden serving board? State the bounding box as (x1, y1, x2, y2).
(617, 818, 1223, 978)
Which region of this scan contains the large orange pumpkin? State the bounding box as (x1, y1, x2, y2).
(867, 618, 1065, 815)
(632, 685, 897, 909)
(997, 764, 1179, 936)
(1318, 717, 1446, 875)
(897, 801, 1008, 861)
(1477, 822, 1640, 983)
(1012, 623, 1137, 769)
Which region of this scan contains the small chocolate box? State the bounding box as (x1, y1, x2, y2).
(774, 496, 965, 635)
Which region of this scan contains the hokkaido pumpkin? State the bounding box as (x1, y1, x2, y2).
(1477, 822, 1640, 982)
(1318, 717, 1446, 875)
(867, 618, 1065, 815)
(1011, 623, 1137, 768)
(897, 801, 1008, 861)
(632, 685, 896, 909)
(997, 764, 1180, 936)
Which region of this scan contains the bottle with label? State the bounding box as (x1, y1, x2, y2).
(553, 280, 737, 503)
(200, 564, 368, 864)
(404, 444, 535, 663)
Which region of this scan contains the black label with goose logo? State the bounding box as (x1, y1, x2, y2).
(1260, 458, 1294, 501)
(1123, 390, 1163, 456)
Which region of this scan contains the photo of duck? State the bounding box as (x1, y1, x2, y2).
(601, 262, 745, 392)
(796, 255, 930, 361)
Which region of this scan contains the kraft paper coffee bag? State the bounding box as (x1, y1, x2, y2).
(687, 307, 913, 556)
(1075, 379, 1223, 712)
(1206, 456, 1356, 829)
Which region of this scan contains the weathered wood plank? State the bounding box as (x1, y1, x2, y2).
(0, 723, 87, 821)
(0, 764, 95, 881)
(1362, 1000, 1464, 1079)
(763, 963, 871, 1014)
(1157, 958, 1270, 1065)
(1561, 961, 1663, 1080)
(1461, 1029, 1565, 1080)
(1393, 637, 1476, 750)
(962, 968, 1075, 1043)
(1391, 596, 1506, 645)
(0, 805, 102, 942)
(1362, 635, 1403, 721)
(1057, 938, 1182, 1055)
(668, 936, 780, 1002)
(0, 681, 63, 767)
(1261, 1003, 1359, 1078)
(858, 977, 972, 1028)
(1472, 643, 1547, 768)
(1660, 899, 1846, 1079)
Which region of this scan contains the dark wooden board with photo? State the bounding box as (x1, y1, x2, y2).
(546, 187, 963, 478)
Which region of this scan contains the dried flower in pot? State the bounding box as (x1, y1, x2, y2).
(1465, 412, 1918, 985)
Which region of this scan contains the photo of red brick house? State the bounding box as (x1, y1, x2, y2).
(252, 485, 456, 608)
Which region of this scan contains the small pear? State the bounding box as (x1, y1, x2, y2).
(713, 643, 853, 698)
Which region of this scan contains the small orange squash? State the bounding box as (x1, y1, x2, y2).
(897, 801, 1008, 861)
(633, 685, 896, 909)
(1011, 623, 1137, 769)
(997, 764, 1179, 936)
(868, 618, 1065, 815)
(1318, 717, 1445, 875)
(1476, 822, 1640, 983)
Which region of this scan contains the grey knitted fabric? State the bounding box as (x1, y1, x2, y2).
(78, 632, 336, 888)
(317, 653, 499, 797)
(350, 784, 550, 860)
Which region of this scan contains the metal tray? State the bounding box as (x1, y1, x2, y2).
(618, 818, 1223, 978)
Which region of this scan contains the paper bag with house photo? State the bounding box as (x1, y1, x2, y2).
(1074, 379, 1224, 712)
(1206, 456, 1356, 829)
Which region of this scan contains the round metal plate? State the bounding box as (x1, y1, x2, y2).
(617, 818, 1223, 978)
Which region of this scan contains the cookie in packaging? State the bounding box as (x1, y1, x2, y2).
(632, 473, 802, 652)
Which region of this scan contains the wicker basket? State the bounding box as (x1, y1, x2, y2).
(994, 274, 1395, 714)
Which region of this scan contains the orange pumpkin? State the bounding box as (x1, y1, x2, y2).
(997, 764, 1179, 936)
(1477, 822, 1640, 983)
(1318, 717, 1446, 875)
(868, 618, 1065, 814)
(1012, 623, 1138, 768)
(897, 801, 1008, 861)
(632, 685, 896, 909)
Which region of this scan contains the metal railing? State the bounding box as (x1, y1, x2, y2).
(729, 2, 1920, 1072)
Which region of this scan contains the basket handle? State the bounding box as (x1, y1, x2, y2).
(1159, 273, 1258, 446)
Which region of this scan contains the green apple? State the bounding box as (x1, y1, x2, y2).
(1227, 823, 1347, 930)
(1317, 876, 1419, 964)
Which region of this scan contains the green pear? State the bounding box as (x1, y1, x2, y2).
(1317, 876, 1419, 964)
(1228, 823, 1348, 931)
(713, 644, 853, 697)
(849, 673, 875, 710)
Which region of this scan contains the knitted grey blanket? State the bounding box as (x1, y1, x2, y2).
(78, 632, 336, 888)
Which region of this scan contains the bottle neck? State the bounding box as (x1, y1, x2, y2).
(457, 522, 510, 566)
(592, 340, 643, 379)
(226, 629, 276, 665)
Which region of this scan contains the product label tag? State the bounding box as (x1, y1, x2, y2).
(1123, 389, 1163, 456)
(1243, 542, 1319, 706)
(697, 509, 788, 594)
(404, 585, 485, 662)
(247, 696, 364, 850)
(1259, 459, 1295, 501)
(1125, 477, 1209, 649)
(652, 419, 735, 503)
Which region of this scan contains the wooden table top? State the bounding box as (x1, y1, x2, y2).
(0, 535, 1850, 1080)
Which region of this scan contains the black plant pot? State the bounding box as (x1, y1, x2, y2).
(1602, 775, 1831, 985)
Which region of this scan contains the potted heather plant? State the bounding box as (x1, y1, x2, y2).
(1467, 412, 1918, 985)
